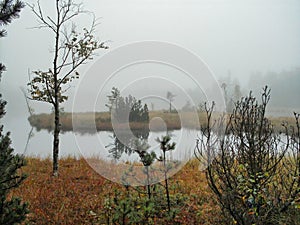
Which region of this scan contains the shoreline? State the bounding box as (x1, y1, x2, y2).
(28, 110, 297, 133)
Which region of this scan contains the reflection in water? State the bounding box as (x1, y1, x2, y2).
(104, 128, 192, 186)
(23, 126, 34, 155)
(8, 113, 198, 185)
(106, 129, 150, 160)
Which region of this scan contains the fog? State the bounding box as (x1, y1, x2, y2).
(1, 0, 300, 119)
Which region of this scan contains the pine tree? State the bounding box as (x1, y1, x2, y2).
(0, 132, 28, 224)
(0, 0, 28, 224)
(0, 0, 24, 75)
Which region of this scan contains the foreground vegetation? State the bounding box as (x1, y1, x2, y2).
(196, 87, 300, 225)
(11, 157, 300, 224)
(0, 0, 28, 223)
(14, 157, 222, 224)
(11, 88, 300, 224)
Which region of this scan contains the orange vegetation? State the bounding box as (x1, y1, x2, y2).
(13, 157, 222, 224)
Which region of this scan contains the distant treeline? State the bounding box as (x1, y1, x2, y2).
(248, 68, 300, 109)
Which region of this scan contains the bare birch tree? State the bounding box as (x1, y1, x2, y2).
(27, 0, 108, 176)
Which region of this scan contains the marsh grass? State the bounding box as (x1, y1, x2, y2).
(12, 157, 299, 224)
(28, 111, 295, 133)
(12, 157, 223, 224)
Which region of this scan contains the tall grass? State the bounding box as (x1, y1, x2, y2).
(28, 111, 295, 133)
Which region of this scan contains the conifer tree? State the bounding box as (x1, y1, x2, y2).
(0, 132, 28, 224)
(0, 1, 28, 224)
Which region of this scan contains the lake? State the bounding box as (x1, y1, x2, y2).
(3, 113, 199, 163)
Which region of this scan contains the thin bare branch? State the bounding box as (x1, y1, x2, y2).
(26, 1, 56, 33)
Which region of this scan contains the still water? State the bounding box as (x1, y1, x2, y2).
(4, 114, 199, 163)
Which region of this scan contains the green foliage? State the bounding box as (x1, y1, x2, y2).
(27, 0, 108, 176)
(107, 130, 149, 160)
(0, 0, 24, 115)
(156, 135, 176, 212)
(0, 0, 24, 38)
(28, 26, 106, 104)
(103, 183, 186, 225)
(102, 135, 185, 224)
(107, 87, 149, 123)
(0, 1, 28, 223)
(156, 135, 176, 156)
(196, 86, 300, 225)
(0, 133, 28, 224)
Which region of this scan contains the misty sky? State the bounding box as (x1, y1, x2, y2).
(1, 0, 300, 116)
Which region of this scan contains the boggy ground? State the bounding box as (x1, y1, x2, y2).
(13, 157, 224, 225)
